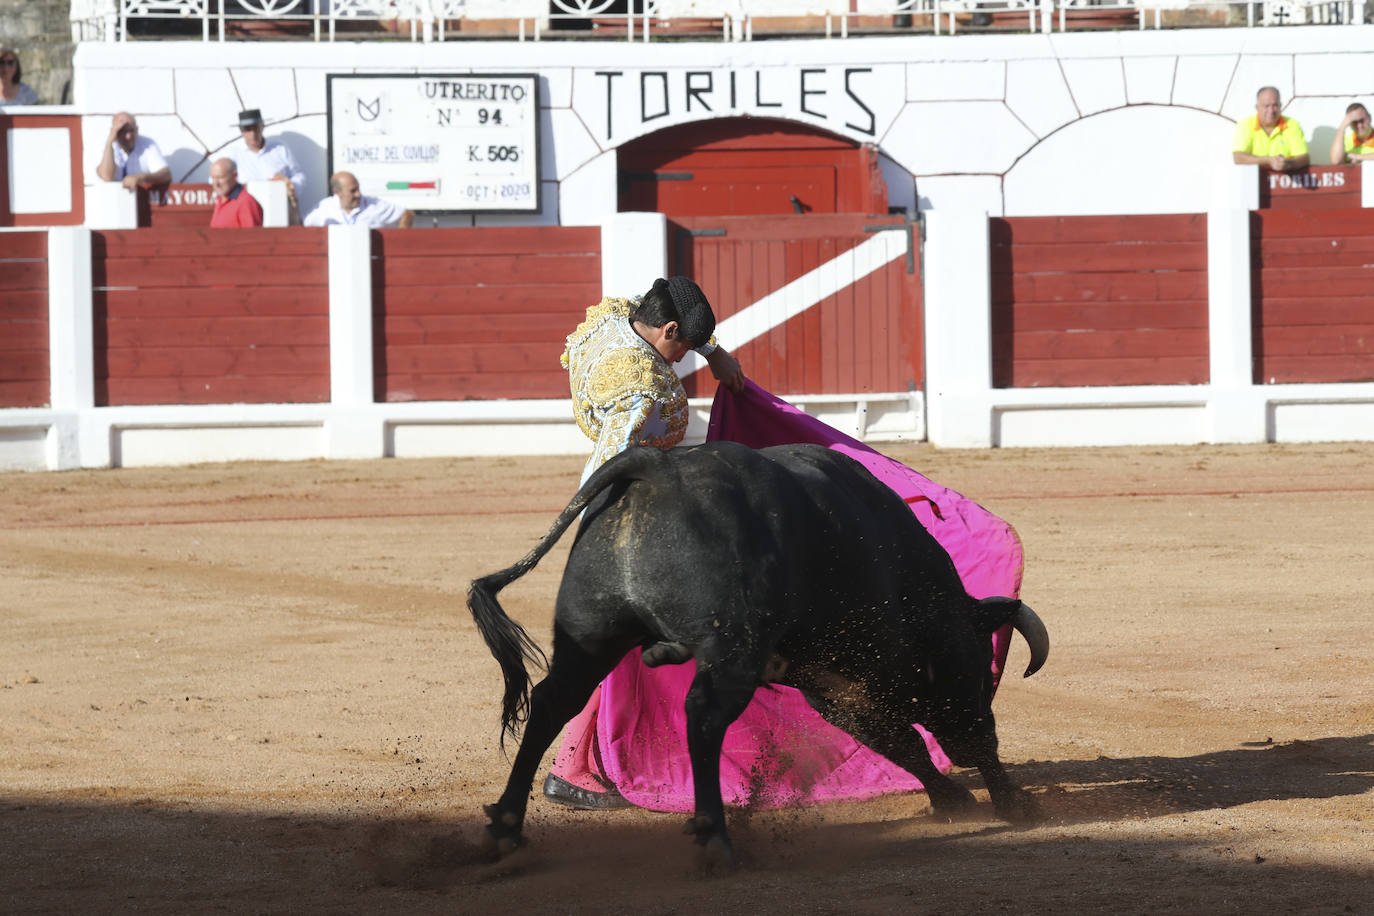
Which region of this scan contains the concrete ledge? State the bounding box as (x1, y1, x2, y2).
(985, 383, 1374, 448)
(0, 423, 55, 472)
(0, 411, 80, 472)
(0, 390, 929, 470)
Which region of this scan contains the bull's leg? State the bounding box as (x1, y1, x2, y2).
(483, 637, 625, 857)
(682, 663, 756, 867)
(799, 691, 979, 819)
(944, 717, 1040, 824)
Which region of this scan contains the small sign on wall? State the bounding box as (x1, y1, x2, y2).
(326, 73, 540, 214)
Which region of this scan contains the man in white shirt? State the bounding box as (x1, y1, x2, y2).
(303, 171, 414, 228)
(95, 112, 171, 190)
(232, 108, 306, 214)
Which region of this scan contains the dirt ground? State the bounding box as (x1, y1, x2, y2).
(2, 442, 1372, 915)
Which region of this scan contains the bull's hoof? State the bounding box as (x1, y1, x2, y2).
(682, 814, 715, 839)
(925, 781, 978, 821)
(482, 804, 525, 859)
(993, 788, 1043, 825)
(695, 834, 737, 873)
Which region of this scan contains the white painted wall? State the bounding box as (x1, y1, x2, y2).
(69, 27, 1374, 223)
(1004, 106, 1238, 216)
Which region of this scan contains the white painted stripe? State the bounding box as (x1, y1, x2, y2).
(681, 228, 909, 377)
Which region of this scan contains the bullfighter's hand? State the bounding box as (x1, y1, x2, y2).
(707, 347, 746, 394)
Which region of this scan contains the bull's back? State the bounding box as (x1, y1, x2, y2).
(758, 444, 965, 597)
(560, 442, 965, 647)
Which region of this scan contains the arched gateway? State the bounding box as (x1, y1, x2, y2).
(616, 117, 923, 399)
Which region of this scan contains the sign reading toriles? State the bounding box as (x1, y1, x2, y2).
(326, 73, 540, 213)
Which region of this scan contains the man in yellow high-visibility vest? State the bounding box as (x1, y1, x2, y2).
(1232, 86, 1309, 173)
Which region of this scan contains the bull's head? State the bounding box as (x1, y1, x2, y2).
(922, 599, 1049, 769)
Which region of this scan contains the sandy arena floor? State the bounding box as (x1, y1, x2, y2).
(2, 442, 1372, 914)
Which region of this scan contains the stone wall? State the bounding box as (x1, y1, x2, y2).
(1, 0, 74, 105)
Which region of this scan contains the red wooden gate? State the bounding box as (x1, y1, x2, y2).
(668, 213, 921, 397)
(618, 117, 888, 217)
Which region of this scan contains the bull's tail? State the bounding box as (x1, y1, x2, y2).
(466, 447, 667, 747)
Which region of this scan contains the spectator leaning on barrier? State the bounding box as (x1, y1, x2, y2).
(0, 49, 38, 107)
(209, 157, 263, 228)
(232, 108, 305, 220)
(1232, 86, 1309, 173)
(303, 171, 415, 228)
(1329, 102, 1374, 164)
(95, 112, 171, 191)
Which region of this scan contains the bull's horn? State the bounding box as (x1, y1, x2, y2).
(1012, 602, 1049, 678)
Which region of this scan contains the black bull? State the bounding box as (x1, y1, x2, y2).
(467, 441, 1050, 863)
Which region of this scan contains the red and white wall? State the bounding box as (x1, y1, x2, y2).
(5, 191, 1373, 470)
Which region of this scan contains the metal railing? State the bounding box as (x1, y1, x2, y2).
(69, 0, 1370, 42)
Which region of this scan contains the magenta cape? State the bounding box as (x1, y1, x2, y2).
(583, 382, 1023, 811)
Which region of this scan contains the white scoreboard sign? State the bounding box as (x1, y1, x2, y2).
(326, 73, 540, 213)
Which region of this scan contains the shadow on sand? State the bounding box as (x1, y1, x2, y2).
(4, 734, 1371, 914)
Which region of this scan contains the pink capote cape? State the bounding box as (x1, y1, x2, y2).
(560, 381, 1023, 811)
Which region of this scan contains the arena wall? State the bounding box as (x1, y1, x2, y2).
(4, 200, 1373, 469)
(3, 28, 1374, 469)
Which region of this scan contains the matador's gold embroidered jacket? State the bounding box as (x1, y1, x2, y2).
(561, 296, 716, 479)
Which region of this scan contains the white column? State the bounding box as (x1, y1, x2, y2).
(46, 227, 95, 412)
(600, 210, 668, 297)
(45, 227, 94, 469)
(244, 180, 290, 227)
(1206, 208, 1263, 443)
(82, 182, 138, 229)
(326, 225, 383, 458)
(1215, 163, 1260, 211)
(1363, 161, 1374, 208)
(922, 210, 993, 448)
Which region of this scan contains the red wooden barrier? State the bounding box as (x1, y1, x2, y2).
(672, 213, 920, 397)
(1251, 209, 1374, 384)
(92, 229, 330, 405)
(0, 231, 49, 407)
(371, 227, 601, 401)
(1258, 165, 1361, 210)
(991, 214, 1210, 388)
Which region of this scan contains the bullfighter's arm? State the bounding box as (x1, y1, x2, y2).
(588, 394, 656, 473)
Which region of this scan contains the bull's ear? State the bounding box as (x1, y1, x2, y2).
(970, 595, 1022, 634)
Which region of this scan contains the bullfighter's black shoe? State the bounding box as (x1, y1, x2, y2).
(542, 773, 634, 810)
